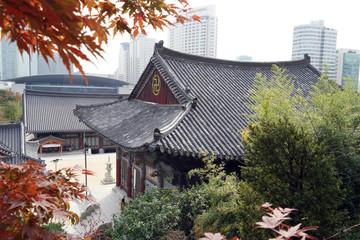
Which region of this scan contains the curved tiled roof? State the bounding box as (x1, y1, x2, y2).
(74, 99, 187, 151)
(0, 122, 43, 164)
(75, 44, 320, 160)
(24, 90, 125, 133)
(0, 140, 14, 156)
(0, 122, 23, 156)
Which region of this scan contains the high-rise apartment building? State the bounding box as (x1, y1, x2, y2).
(117, 35, 155, 84)
(168, 5, 218, 58)
(292, 20, 337, 79)
(336, 48, 360, 90)
(117, 42, 130, 82)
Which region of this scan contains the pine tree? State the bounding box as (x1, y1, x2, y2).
(242, 116, 345, 237)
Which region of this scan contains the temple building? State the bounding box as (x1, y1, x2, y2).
(23, 90, 126, 154)
(74, 42, 320, 198)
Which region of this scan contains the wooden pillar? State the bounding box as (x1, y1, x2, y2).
(99, 136, 103, 148)
(140, 161, 146, 193)
(79, 133, 83, 150)
(126, 154, 132, 198)
(157, 166, 164, 188)
(116, 148, 121, 187)
(99, 136, 104, 153)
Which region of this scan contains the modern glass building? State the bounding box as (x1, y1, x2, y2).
(336, 49, 360, 90)
(117, 35, 155, 84)
(117, 42, 130, 82)
(1, 38, 18, 79)
(1, 36, 73, 80)
(292, 20, 337, 79)
(168, 5, 218, 58)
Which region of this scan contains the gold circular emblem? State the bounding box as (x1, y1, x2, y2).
(152, 74, 161, 96)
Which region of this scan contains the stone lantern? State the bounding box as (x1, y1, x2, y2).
(101, 157, 115, 184)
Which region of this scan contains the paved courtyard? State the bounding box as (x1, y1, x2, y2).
(41, 150, 117, 187)
(41, 151, 127, 236)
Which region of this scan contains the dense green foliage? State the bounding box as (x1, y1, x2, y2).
(243, 117, 344, 235)
(43, 222, 65, 234)
(2, 101, 22, 122)
(311, 76, 360, 217)
(0, 89, 22, 122)
(189, 156, 267, 240)
(242, 66, 360, 238)
(110, 187, 207, 240)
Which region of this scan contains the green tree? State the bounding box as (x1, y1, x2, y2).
(243, 66, 360, 237)
(0, 90, 22, 123)
(189, 156, 266, 240)
(110, 187, 207, 240)
(311, 75, 360, 217)
(2, 101, 22, 122)
(242, 116, 344, 236)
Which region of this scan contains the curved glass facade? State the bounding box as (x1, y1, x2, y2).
(292, 20, 337, 79)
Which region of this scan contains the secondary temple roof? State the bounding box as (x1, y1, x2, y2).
(0, 122, 42, 164)
(24, 90, 125, 133)
(74, 42, 320, 160)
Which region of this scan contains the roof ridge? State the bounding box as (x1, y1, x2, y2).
(153, 51, 191, 104)
(158, 101, 192, 135)
(24, 89, 125, 98)
(0, 122, 22, 128)
(154, 43, 311, 68)
(74, 98, 126, 110)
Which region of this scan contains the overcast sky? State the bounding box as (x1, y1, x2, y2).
(81, 0, 360, 74)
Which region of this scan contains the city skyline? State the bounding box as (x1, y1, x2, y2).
(80, 0, 360, 75)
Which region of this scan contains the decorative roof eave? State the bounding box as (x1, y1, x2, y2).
(74, 115, 151, 153)
(0, 141, 14, 156)
(74, 99, 187, 151)
(37, 135, 67, 144)
(158, 101, 192, 136)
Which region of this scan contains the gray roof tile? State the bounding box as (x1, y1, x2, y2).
(0, 122, 23, 155)
(74, 99, 186, 150)
(0, 122, 42, 164)
(75, 45, 320, 160)
(24, 90, 125, 133)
